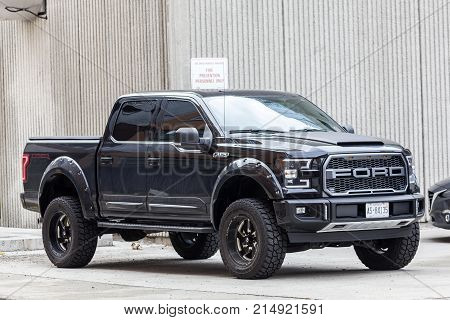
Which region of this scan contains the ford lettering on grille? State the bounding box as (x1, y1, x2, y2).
(327, 167, 405, 179)
(324, 154, 408, 196)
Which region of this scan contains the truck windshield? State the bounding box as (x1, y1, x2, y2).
(204, 95, 344, 134)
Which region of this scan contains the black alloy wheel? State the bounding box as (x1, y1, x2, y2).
(230, 217, 259, 263)
(50, 211, 72, 253)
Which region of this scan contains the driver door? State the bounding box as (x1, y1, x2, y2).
(146, 99, 221, 222)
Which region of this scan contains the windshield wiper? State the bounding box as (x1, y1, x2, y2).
(228, 129, 286, 134)
(289, 128, 326, 132)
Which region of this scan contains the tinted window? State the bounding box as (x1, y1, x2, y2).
(156, 100, 206, 141)
(113, 100, 158, 141)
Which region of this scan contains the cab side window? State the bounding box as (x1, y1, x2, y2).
(113, 100, 158, 141)
(156, 100, 206, 142)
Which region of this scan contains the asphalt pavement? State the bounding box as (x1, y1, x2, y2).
(1, 225, 449, 300)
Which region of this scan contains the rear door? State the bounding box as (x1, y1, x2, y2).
(98, 99, 160, 218)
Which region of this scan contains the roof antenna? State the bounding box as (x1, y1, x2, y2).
(222, 59, 228, 139)
(223, 88, 226, 139)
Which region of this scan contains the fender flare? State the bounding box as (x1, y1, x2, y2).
(210, 158, 284, 225)
(38, 156, 96, 219)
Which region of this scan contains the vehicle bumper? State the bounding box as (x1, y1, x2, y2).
(431, 213, 450, 230)
(273, 194, 424, 243)
(429, 189, 450, 230)
(20, 192, 26, 208)
(20, 191, 40, 213)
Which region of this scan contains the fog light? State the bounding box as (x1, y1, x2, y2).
(295, 205, 323, 219)
(445, 214, 450, 224)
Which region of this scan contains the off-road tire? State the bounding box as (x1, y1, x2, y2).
(354, 222, 420, 270)
(119, 230, 147, 242)
(42, 196, 98, 268)
(169, 232, 219, 260)
(219, 198, 287, 279)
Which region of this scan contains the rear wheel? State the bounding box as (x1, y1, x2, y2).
(119, 230, 147, 242)
(42, 196, 98, 268)
(219, 198, 287, 279)
(169, 232, 219, 260)
(354, 222, 420, 270)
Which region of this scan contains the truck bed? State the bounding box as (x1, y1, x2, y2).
(29, 136, 101, 141)
(22, 136, 101, 213)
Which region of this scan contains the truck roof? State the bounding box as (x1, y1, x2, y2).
(119, 90, 300, 99)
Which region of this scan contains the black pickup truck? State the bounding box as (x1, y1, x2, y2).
(21, 90, 424, 279)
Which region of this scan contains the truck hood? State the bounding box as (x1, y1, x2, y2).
(227, 131, 401, 148)
(430, 177, 450, 190)
(270, 131, 389, 147)
(221, 131, 406, 158)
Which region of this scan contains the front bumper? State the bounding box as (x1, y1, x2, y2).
(429, 189, 450, 230)
(273, 193, 424, 243)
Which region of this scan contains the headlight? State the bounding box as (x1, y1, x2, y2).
(406, 155, 420, 192)
(282, 158, 317, 189)
(284, 169, 298, 179)
(406, 155, 414, 170)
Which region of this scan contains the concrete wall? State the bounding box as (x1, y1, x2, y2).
(0, 19, 55, 228)
(419, 0, 450, 198)
(0, 0, 167, 227)
(1, 0, 449, 227)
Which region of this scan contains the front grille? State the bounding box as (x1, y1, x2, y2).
(324, 153, 408, 196)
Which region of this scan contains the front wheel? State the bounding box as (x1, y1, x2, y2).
(354, 222, 420, 270)
(219, 198, 287, 279)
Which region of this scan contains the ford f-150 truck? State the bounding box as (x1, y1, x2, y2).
(21, 90, 424, 279)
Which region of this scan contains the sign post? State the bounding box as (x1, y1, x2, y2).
(191, 58, 229, 90)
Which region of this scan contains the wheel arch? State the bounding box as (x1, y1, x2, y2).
(39, 156, 96, 219)
(210, 158, 283, 230)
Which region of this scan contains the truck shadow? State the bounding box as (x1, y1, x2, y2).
(87, 259, 369, 279)
(88, 259, 230, 277)
(276, 267, 372, 279)
(427, 236, 450, 244)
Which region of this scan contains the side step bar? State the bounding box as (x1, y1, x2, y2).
(97, 221, 214, 233)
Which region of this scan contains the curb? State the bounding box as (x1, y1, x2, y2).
(0, 228, 113, 252)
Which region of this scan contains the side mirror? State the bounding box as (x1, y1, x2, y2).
(175, 128, 210, 151)
(343, 125, 355, 134)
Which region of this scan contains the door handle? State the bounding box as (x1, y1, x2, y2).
(147, 157, 160, 167)
(100, 156, 113, 165)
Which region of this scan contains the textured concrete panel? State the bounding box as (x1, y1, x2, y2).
(0, 0, 167, 228)
(419, 0, 450, 189)
(0, 19, 54, 228)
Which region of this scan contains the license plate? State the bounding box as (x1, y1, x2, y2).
(365, 202, 389, 219)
